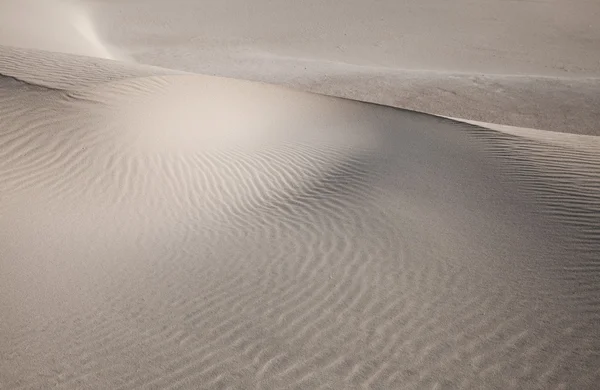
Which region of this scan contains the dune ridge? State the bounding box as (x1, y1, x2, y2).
(1, 1, 600, 389)
(86, 0, 600, 135)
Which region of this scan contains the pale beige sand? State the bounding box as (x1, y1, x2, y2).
(86, 0, 600, 135)
(0, 0, 117, 59)
(1, 1, 600, 389)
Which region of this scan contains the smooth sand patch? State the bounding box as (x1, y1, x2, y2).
(0, 0, 116, 59)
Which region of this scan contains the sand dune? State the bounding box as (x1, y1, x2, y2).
(1, 1, 600, 389)
(87, 0, 600, 135)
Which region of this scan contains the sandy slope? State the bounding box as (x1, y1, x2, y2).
(1, 1, 600, 389)
(89, 0, 600, 76)
(84, 0, 600, 135)
(0, 0, 117, 60)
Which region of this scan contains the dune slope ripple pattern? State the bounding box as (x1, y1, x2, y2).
(0, 45, 599, 390)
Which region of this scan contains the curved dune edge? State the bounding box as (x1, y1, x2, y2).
(442, 116, 600, 150)
(87, 42, 600, 135)
(2, 0, 594, 136)
(1, 43, 599, 389)
(1, 0, 598, 136)
(251, 57, 600, 136)
(301, 71, 600, 136)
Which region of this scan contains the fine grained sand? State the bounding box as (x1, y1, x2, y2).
(1, 1, 599, 389)
(86, 0, 600, 135)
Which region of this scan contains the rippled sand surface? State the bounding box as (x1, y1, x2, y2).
(1, 1, 599, 389)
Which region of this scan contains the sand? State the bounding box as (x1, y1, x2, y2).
(1, 1, 599, 389)
(87, 0, 600, 135)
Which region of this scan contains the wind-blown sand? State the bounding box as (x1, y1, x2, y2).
(1, 1, 599, 389)
(88, 0, 600, 135)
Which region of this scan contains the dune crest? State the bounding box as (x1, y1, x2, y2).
(85, 0, 600, 135)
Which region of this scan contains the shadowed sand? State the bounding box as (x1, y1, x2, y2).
(1, 1, 599, 389)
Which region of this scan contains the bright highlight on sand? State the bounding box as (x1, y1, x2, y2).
(0, 1, 599, 389)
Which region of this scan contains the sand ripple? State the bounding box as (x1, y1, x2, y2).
(1, 49, 599, 389)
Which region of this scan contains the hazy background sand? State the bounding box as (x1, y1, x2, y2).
(85, 0, 600, 135)
(1, 1, 599, 389)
